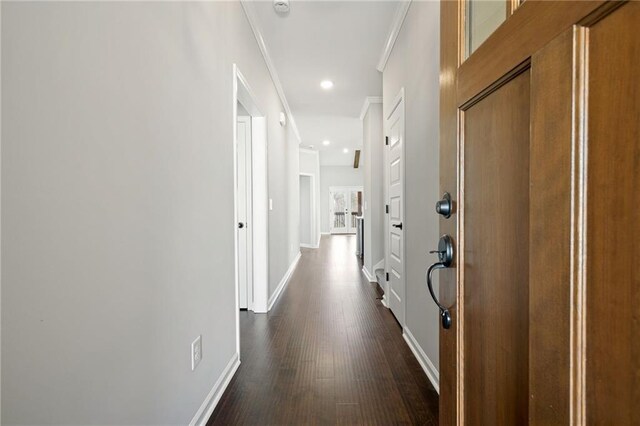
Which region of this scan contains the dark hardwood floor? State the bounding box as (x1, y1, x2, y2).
(208, 235, 439, 425)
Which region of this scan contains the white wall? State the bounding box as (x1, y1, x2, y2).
(320, 166, 363, 233)
(299, 149, 320, 246)
(269, 108, 300, 297)
(362, 102, 385, 276)
(383, 1, 441, 382)
(1, 2, 299, 424)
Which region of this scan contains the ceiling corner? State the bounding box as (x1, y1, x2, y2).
(376, 0, 412, 73)
(240, 0, 302, 144)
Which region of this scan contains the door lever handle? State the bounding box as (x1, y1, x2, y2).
(426, 235, 454, 329)
(435, 192, 452, 218)
(392, 222, 403, 230)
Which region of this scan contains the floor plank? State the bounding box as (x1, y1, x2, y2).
(208, 235, 439, 425)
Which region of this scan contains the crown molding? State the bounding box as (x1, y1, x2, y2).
(299, 147, 320, 156)
(241, 1, 302, 144)
(359, 96, 383, 121)
(376, 0, 412, 72)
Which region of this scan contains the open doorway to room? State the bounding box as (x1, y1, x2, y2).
(299, 173, 316, 248)
(233, 65, 270, 358)
(329, 186, 363, 234)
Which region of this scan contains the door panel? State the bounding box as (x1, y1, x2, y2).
(529, 28, 577, 424)
(237, 115, 253, 310)
(386, 96, 405, 325)
(586, 3, 640, 423)
(441, 2, 640, 424)
(463, 70, 530, 425)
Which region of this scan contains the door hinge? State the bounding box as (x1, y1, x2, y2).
(385, 204, 389, 214)
(386, 272, 389, 282)
(385, 136, 389, 146)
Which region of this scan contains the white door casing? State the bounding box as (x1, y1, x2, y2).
(233, 64, 269, 359)
(385, 90, 405, 327)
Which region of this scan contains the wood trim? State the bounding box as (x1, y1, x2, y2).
(528, 26, 588, 425)
(359, 96, 383, 121)
(439, 0, 463, 425)
(457, 0, 606, 106)
(376, 0, 412, 72)
(570, 26, 588, 425)
(190, 352, 241, 425)
(267, 252, 301, 311)
(507, 0, 520, 16)
(240, 1, 302, 143)
(403, 328, 441, 394)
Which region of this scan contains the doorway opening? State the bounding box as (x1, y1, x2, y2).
(233, 65, 269, 357)
(329, 186, 363, 234)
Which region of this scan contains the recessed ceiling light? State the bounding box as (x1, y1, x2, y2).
(320, 80, 334, 90)
(322, 140, 331, 146)
(343, 148, 349, 154)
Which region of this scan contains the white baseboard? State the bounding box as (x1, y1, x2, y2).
(300, 243, 318, 249)
(320, 232, 330, 235)
(381, 294, 389, 308)
(362, 266, 376, 283)
(316, 235, 321, 247)
(402, 327, 440, 394)
(268, 251, 302, 311)
(189, 352, 241, 426)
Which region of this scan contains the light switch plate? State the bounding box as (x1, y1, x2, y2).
(269, 199, 273, 210)
(191, 335, 202, 371)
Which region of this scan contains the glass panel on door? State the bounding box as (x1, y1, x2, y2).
(350, 190, 361, 229)
(331, 191, 347, 233)
(465, 0, 507, 58)
(330, 188, 363, 234)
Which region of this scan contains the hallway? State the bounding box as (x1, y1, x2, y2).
(208, 236, 439, 425)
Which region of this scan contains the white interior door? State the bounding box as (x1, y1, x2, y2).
(385, 95, 405, 326)
(236, 114, 253, 310)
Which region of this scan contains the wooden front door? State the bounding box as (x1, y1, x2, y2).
(438, 1, 640, 424)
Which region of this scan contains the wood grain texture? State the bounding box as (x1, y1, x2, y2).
(439, 0, 462, 424)
(528, 27, 577, 425)
(586, 2, 640, 423)
(207, 235, 439, 426)
(463, 70, 530, 425)
(457, 0, 606, 106)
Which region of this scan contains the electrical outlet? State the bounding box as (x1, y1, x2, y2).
(191, 335, 202, 371)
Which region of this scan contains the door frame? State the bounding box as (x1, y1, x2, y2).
(383, 88, 406, 325)
(328, 185, 363, 235)
(236, 114, 253, 311)
(299, 172, 317, 248)
(233, 65, 270, 358)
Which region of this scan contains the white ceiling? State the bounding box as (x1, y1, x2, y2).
(248, 1, 399, 165)
(295, 114, 362, 166)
